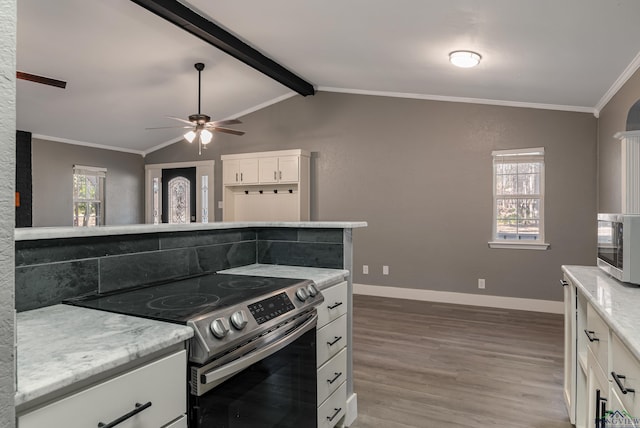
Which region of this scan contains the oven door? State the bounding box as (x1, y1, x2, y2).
(190, 314, 317, 428)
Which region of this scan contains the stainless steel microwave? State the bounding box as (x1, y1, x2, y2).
(597, 213, 640, 284)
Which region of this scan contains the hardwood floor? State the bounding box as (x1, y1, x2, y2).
(349, 295, 571, 428)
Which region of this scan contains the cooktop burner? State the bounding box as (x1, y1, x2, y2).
(66, 273, 310, 323)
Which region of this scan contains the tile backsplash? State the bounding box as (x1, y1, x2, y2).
(15, 227, 344, 312)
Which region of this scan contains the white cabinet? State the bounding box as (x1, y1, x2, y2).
(223, 158, 258, 185)
(316, 281, 348, 428)
(18, 350, 187, 428)
(221, 150, 310, 221)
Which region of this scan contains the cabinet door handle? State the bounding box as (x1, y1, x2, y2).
(560, 280, 569, 287)
(279, 171, 282, 180)
(240, 172, 243, 182)
(584, 329, 600, 342)
(327, 336, 342, 346)
(612, 371, 636, 394)
(274, 171, 277, 180)
(235, 172, 238, 182)
(97, 402, 152, 428)
(327, 302, 343, 310)
(327, 372, 343, 385)
(327, 407, 342, 422)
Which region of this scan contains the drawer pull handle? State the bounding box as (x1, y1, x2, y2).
(612, 372, 636, 394)
(327, 407, 342, 422)
(327, 336, 343, 346)
(327, 372, 343, 385)
(584, 329, 599, 342)
(560, 280, 569, 287)
(97, 402, 152, 428)
(327, 302, 343, 310)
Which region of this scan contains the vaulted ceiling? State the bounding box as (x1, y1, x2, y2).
(16, 0, 640, 154)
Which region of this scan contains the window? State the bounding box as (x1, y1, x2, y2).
(490, 148, 549, 250)
(73, 165, 106, 227)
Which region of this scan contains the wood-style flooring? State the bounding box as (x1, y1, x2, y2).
(349, 295, 571, 428)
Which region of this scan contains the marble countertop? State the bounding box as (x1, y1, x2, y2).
(219, 264, 349, 290)
(562, 265, 640, 361)
(15, 304, 193, 407)
(15, 221, 368, 241)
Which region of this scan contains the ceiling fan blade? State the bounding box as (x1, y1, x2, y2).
(167, 116, 196, 125)
(207, 119, 242, 127)
(145, 125, 193, 130)
(210, 127, 245, 136)
(17, 71, 67, 89)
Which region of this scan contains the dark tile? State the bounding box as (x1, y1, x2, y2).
(256, 228, 299, 241)
(99, 248, 200, 293)
(297, 229, 343, 243)
(257, 241, 344, 269)
(196, 241, 257, 272)
(15, 260, 99, 312)
(15, 234, 159, 267)
(160, 229, 256, 250)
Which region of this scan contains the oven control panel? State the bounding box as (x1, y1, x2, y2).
(248, 292, 296, 324)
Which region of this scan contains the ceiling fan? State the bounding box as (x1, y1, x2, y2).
(16, 71, 67, 89)
(148, 62, 245, 155)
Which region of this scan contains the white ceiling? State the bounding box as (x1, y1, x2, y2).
(16, 0, 640, 155)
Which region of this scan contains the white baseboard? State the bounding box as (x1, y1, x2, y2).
(343, 393, 358, 427)
(353, 283, 563, 314)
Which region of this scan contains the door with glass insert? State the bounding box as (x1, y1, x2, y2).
(162, 167, 196, 223)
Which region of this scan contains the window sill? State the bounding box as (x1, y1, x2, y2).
(488, 241, 550, 250)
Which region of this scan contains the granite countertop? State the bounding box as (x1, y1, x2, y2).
(15, 221, 368, 241)
(15, 305, 194, 407)
(219, 264, 349, 290)
(562, 265, 640, 361)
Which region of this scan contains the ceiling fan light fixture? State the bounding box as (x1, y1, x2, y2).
(184, 130, 197, 143)
(201, 129, 213, 144)
(449, 50, 481, 68)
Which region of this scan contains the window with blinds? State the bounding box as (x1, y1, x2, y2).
(491, 148, 548, 249)
(73, 165, 106, 227)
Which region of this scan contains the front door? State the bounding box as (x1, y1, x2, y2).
(162, 167, 196, 223)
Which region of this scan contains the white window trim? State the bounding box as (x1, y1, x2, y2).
(489, 147, 550, 250)
(73, 165, 107, 227)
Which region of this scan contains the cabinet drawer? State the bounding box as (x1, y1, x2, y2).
(317, 314, 347, 367)
(612, 333, 640, 418)
(317, 348, 347, 405)
(586, 303, 609, 373)
(317, 382, 347, 428)
(18, 350, 186, 428)
(317, 281, 348, 329)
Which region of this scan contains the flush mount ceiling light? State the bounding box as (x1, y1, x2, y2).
(449, 50, 482, 68)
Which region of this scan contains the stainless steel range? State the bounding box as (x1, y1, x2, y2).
(66, 272, 324, 428)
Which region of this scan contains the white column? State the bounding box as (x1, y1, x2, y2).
(615, 131, 640, 214)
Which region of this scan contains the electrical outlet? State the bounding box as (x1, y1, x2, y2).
(363, 265, 369, 274)
(218, 201, 224, 209)
(383, 265, 389, 275)
(478, 279, 486, 289)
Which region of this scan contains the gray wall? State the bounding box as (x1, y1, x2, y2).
(598, 68, 640, 213)
(0, 0, 16, 426)
(32, 138, 145, 226)
(147, 91, 598, 301)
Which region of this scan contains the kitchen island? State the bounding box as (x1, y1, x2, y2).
(15, 221, 365, 427)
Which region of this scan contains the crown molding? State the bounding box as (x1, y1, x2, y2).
(31, 134, 145, 156)
(594, 50, 640, 116)
(318, 86, 596, 115)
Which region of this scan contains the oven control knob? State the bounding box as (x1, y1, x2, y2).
(210, 317, 230, 339)
(307, 284, 318, 297)
(296, 287, 309, 302)
(230, 310, 249, 330)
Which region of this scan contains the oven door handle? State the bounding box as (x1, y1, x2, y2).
(202, 313, 318, 386)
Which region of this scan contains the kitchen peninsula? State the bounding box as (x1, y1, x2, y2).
(15, 221, 365, 428)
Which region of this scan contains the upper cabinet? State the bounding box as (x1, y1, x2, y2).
(221, 150, 310, 221)
(223, 158, 259, 185)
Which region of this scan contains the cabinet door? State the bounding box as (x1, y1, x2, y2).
(238, 158, 258, 184)
(563, 276, 576, 424)
(258, 157, 279, 183)
(278, 156, 299, 183)
(223, 160, 240, 184)
(587, 349, 610, 428)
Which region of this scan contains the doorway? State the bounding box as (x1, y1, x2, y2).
(162, 167, 196, 223)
